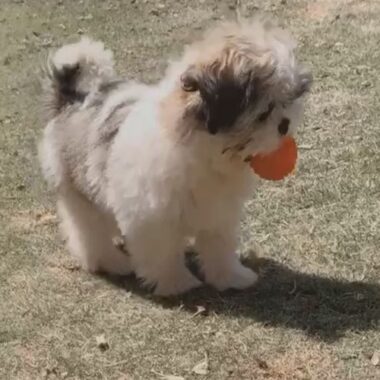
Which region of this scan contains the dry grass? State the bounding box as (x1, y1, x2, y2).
(0, 0, 379, 379)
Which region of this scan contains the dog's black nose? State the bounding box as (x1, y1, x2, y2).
(278, 118, 290, 135)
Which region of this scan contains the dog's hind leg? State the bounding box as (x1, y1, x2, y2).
(57, 185, 131, 275)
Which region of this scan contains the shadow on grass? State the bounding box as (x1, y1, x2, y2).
(102, 256, 380, 342)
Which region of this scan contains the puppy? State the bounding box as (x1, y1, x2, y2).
(39, 18, 312, 296)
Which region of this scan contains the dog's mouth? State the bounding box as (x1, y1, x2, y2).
(221, 136, 253, 155)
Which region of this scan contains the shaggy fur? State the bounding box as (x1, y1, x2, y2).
(39, 18, 312, 296)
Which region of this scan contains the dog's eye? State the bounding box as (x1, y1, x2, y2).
(257, 102, 275, 122)
(180, 74, 198, 92)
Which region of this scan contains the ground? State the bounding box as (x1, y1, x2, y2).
(0, 0, 379, 379)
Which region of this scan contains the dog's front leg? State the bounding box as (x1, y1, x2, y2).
(195, 230, 258, 291)
(127, 223, 202, 296)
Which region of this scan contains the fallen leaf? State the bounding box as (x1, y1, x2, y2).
(96, 334, 109, 351)
(62, 262, 81, 272)
(42, 366, 59, 379)
(299, 144, 313, 150)
(35, 210, 57, 226)
(151, 370, 184, 380)
(371, 351, 380, 366)
(255, 357, 269, 370)
(192, 353, 209, 375)
(288, 280, 297, 295)
(190, 305, 207, 318)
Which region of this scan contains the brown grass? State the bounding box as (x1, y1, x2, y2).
(0, 0, 379, 379)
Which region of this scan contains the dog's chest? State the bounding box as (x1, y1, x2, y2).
(183, 169, 253, 231)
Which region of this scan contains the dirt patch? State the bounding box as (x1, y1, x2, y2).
(305, 1, 334, 21)
(9, 209, 57, 231)
(232, 343, 339, 379)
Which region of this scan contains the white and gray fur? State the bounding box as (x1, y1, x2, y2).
(40, 19, 312, 296)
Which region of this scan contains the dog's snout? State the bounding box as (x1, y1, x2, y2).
(278, 118, 290, 136)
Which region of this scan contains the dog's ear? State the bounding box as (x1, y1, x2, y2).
(181, 64, 252, 135)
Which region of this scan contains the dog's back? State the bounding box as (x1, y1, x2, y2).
(39, 38, 147, 206)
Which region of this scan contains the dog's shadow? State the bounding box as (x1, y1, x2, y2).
(102, 255, 380, 342)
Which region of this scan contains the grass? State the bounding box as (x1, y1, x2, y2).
(0, 0, 379, 379)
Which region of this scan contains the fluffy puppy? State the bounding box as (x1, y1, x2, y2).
(39, 18, 312, 296)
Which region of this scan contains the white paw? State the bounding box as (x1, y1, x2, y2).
(153, 269, 202, 297)
(206, 261, 258, 291)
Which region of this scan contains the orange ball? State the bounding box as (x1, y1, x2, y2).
(250, 136, 298, 181)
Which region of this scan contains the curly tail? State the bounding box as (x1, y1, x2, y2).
(42, 37, 115, 120)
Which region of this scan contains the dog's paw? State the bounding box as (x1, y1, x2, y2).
(206, 261, 258, 291)
(153, 269, 202, 297)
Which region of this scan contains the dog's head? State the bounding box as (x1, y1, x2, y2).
(176, 18, 312, 156)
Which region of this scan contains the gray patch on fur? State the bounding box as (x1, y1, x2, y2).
(98, 100, 136, 145)
(99, 79, 127, 94)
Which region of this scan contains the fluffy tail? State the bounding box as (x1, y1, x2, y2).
(42, 37, 115, 120)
